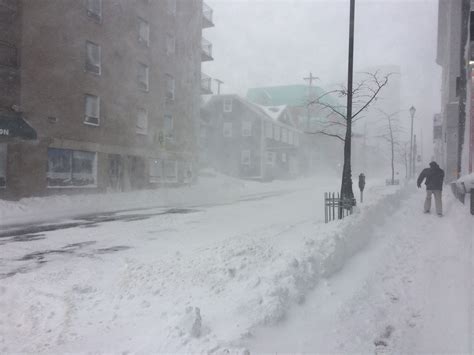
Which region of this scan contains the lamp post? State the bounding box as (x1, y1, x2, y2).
(409, 106, 416, 178)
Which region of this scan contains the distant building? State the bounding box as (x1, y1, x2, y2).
(436, 0, 473, 181)
(201, 95, 301, 180)
(0, 0, 213, 199)
(246, 84, 343, 175)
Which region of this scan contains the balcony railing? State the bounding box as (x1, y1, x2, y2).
(201, 72, 212, 95)
(201, 37, 213, 62)
(202, 2, 214, 28)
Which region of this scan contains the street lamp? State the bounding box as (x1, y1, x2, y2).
(409, 106, 416, 178)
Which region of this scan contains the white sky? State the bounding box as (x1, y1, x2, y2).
(202, 0, 441, 159)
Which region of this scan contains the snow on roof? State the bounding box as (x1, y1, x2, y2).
(255, 104, 287, 121)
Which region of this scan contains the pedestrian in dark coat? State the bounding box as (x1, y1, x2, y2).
(417, 161, 445, 216)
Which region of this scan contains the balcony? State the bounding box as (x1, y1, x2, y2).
(201, 72, 212, 95)
(201, 37, 213, 62)
(202, 2, 214, 28)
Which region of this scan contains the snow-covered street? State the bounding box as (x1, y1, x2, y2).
(1, 176, 473, 353)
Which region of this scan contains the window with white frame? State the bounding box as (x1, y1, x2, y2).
(223, 98, 233, 112)
(266, 151, 275, 166)
(0, 144, 6, 188)
(167, 0, 176, 15)
(242, 121, 252, 137)
(241, 150, 251, 165)
(149, 159, 162, 183)
(164, 114, 173, 138)
(136, 109, 148, 135)
(273, 125, 281, 141)
(85, 41, 101, 75)
(281, 152, 287, 163)
(166, 33, 175, 55)
(223, 122, 232, 137)
(84, 94, 100, 125)
(165, 74, 175, 100)
(282, 128, 288, 143)
(138, 63, 149, 91)
(138, 17, 150, 46)
(87, 0, 102, 22)
(265, 121, 273, 139)
(164, 160, 178, 182)
(47, 148, 97, 187)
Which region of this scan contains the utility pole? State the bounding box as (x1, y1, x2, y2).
(303, 72, 318, 129)
(214, 79, 224, 95)
(340, 0, 356, 215)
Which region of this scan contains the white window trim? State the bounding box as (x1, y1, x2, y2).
(138, 63, 150, 92)
(136, 109, 148, 135)
(47, 149, 98, 188)
(85, 41, 101, 75)
(242, 121, 252, 137)
(166, 74, 175, 101)
(138, 17, 150, 46)
(223, 98, 233, 113)
(84, 94, 100, 126)
(164, 114, 174, 139)
(86, 0, 102, 22)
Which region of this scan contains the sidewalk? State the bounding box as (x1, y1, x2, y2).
(245, 189, 474, 353)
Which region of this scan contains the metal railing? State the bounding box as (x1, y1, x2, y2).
(201, 37, 213, 61)
(201, 72, 212, 94)
(202, 2, 214, 28)
(324, 192, 354, 223)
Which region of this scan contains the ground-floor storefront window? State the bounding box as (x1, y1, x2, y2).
(149, 159, 178, 183)
(47, 148, 97, 187)
(0, 144, 6, 188)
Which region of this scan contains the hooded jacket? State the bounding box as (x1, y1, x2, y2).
(417, 162, 445, 190)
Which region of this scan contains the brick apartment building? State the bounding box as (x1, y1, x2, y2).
(0, 0, 214, 199)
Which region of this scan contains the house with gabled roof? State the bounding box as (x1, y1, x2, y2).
(246, 85, 344, 175)
(200, 94, 302, 180)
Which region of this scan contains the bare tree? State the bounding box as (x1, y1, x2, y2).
(375, 109, 404, 185)
(305, 71, 392, 207)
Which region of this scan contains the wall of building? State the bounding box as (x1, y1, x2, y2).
(1, 0, 202, 199)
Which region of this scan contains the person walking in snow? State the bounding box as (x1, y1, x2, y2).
(417, 161, 445, 216)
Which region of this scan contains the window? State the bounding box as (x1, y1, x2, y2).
(0, 43, 17, 68)
(164, 114, 173, 138)
(281, 152, 287, 163)
(289, 131, 293, 145)
(265, 121, 273, 139)
(242, 121, 252, 137)
(85, 41, 101, 75)
(167, 0, 176, 15)
(84, 94, 100, 125)
(282, 128, 288, 143)
(47, 148, 97, 187)
(138, 18, 150, 46)
(223, 98, 233, 112)
(138, 63, 149, 91)
(273, 125, 281, 141)
(0, 144, 6, 188)
(166, 33, 175, 55)
(266, 151, 275, 166)
(136, 109, 148, 135)
(223, 122, 232, 137)
(87, 0, 102, 22)
(165, 74, 175, 100)
(241, 150, 251, 165)
(150, 159, 178, 183)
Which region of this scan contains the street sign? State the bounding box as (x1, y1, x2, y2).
(0, 112, 37, 140)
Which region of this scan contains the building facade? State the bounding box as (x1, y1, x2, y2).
(201, 95, 301, 180)
(436, 0, 474, 181)
(0, 0, 212, 199)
